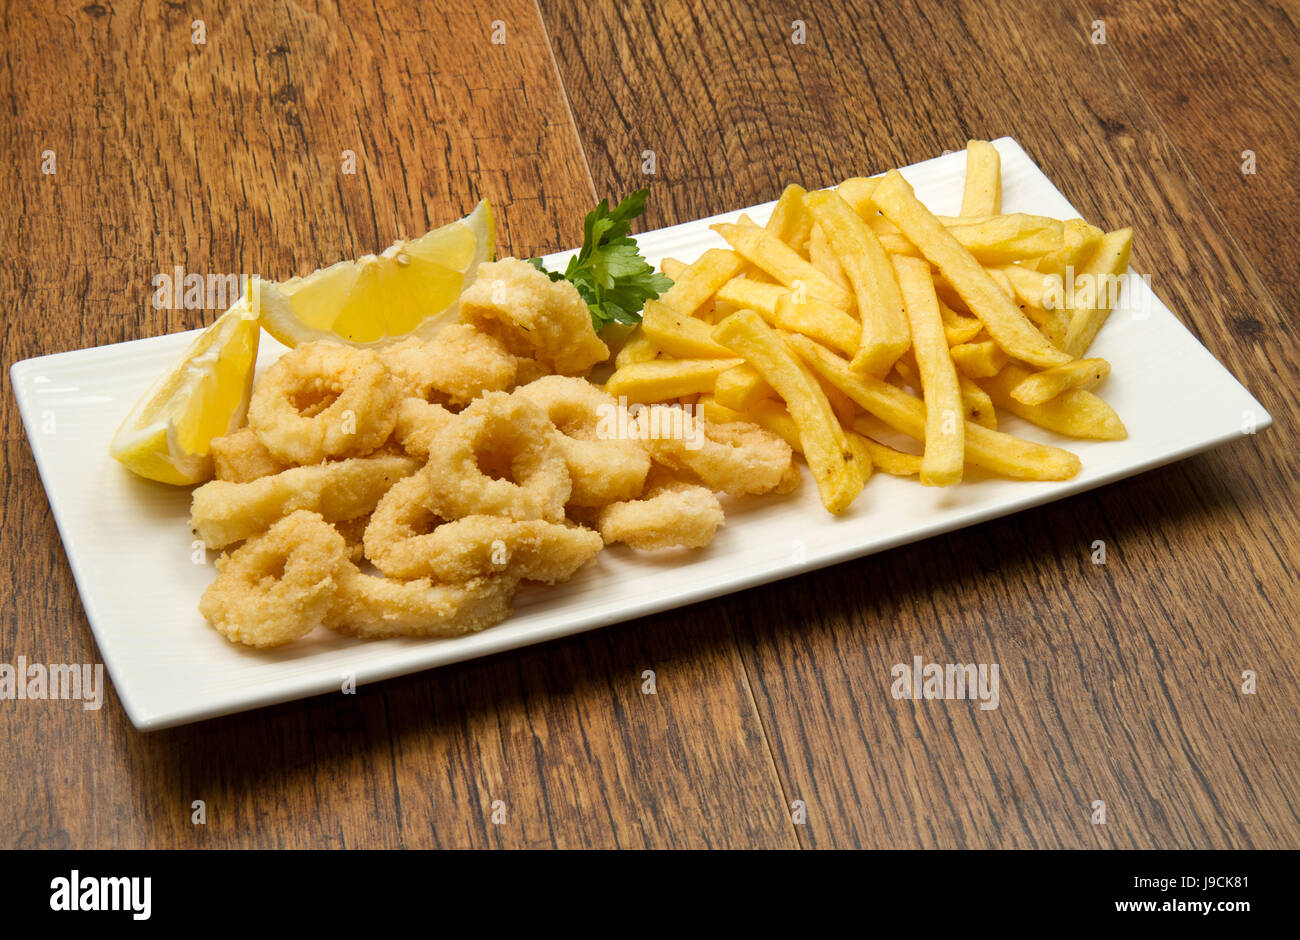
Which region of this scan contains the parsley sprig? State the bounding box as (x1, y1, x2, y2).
(530, 189, 673, 331)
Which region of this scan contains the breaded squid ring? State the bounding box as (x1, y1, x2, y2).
(211, 427, 286, 483)
(513, 376, 651, 507)
(596, 471, 725, 551)
(190, 454, 419, 549)
(365, 476, 601, 581)
(381, 324, 518, 407)
(459, 258, 609, 375)
(423, 392, 571, 522)
(389, 398, 456, 459)
(510, 357, 552, 389)
(198, 510, 349, 648)
(636, 405, 794, 497)
(248, 341, 402, 464)
(332, 513, 371, 563)
(362, 473, 449, 571)
(324, 565, 519, 639)
(380, 338, 444, 402)
(425, 324, 519, 404)
(416, 516, 603, 583)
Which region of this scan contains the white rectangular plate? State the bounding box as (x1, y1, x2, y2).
(12, 138, 1271, 729)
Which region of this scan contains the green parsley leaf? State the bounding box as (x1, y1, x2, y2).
(530, 189, 673, 331)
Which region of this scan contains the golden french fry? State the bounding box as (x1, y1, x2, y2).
(872, 169, 1073, 368)
(958, 374, 997, 429)
(891, 355, 924, 389)
(949, 338, 1008, 378)
(714, 363, 776, 411)
(614, 330, 658, 369)
(960, 140, 1002, 216)
(880, 215, 1064, 265)
(696, 396, 743, 422)
(979, 363, 1126, 439)
(999, 263, 1056, 309)
(1029, 309, 1068, 349)
(984, 266, 1062, 351)
(715, 277, 786, 322)
(999, 265, 1072, 347)
(804, 190, 911, 375)
(711, 310, 864, 513)
(705, 297, 736, 324)
(1033, 218, 1103, 279)
(1010, 358, 1110, 405)
(933, 213, 1057, 227)
(938, 300, 984, 345)
(814, 368, 859, 426)
(766, 184, 815, 248)
(874, 207, 1054, 230)
(849, 417, 923, 476)
(743, 266, 781, 284)
(893, 255, 963, 485)
(774, 293, 860, 357)
(1062, 227, 1134, 356)
(640, 299, 735, 358)
(836, 176, 882, 217)
(605, 357, 742, 403)
(843, 430, 875, 485)
(932, 278, 969, 314)
(659, 248, 745, 317)
(994, 266, 1069, 347)
(788, 334, 1081, 480)
(809, 224, 850, 290)
(866, 214, 903, 238)
(660, 257, 688, 280)
(710, 220, 855, 311)
(986, 267, 1016, 302)
(893, 354, 996, 429)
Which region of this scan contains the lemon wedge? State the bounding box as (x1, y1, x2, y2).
(259, 199, 495, 348)
(110, 293, 261, 485)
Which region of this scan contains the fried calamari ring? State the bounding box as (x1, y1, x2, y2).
(382, 324, 518, 407)
(248, 341, 402, 464)
(211, 427, 286, 483)
(332, 513, 371, 564)
(417, 516, 603, 583)
(596, 470, 724, 551)
(190, 454, 419, 549)
(362, 473, 448, 571)
(390, 398, 456, 459)
(774, 462, 803, 495)
(423, 392, 571, 522)
(325, 565, 519, 639)
(510, 357, 552, 389)
(427, 324, 519, 404)
(635, 405, 794, 497)
(198, 510, 349, 648)
(460, 258, 609, 375)
(365, 476, 601, 581)
(379, 338, 442, 401)
(513, 376, 650, 507)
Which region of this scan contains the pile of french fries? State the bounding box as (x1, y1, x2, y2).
(605, 141, 1133, 514)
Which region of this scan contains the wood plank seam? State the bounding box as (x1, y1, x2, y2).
(727, 614, 807, 848)
(532, 0, 600, 206)
(1065, 0, 1288, 326)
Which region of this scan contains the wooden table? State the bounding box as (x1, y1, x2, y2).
(2, 0, 1296, 849)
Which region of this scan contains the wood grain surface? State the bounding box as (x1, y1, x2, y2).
(1, 0, 1295, 848)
